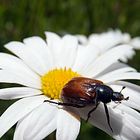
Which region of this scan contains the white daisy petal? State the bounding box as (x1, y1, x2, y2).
(45, 31, 61, 47)
(58, 35, 78, 68)
(56, 109, 80, 140)
(130, 37, 140, 49)
(0, 53, 40, 87)
(14, 114, 30, 140)
(0, 70, 41, 88)
(97, 66, 136, 82)
(75, 35, 87, 45)
(119, 50, 136, 63)
(84, 45, 134, 77)
(0, 87, 42, 100)
(112, 80, 140, 91)
(5, 41, 48, 75)
(45, 32, 63, 67)
(76, 104, 140, 140)
(0, 95, 46, 138)
(111, 103, 140, 128)
(14, 102, 57, 140)
(23, 37, 53, 74)
(99, 72, 140, 83)
(32, 118, 56, 140)
(72, 45, 99, 74)
(115, 118, 140, 140)
(94, 62, 135, 78)
(45, 32, 78, 68)
(88, 30, 131, 52)
(24, 103, 58, 140)
(111, 105, 140, 140)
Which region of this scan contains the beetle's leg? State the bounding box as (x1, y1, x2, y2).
(114, 101, 121, 104)
(86, 103, 99, 122)
(44, 99, 85, 108)
(103, 103, 113, 132)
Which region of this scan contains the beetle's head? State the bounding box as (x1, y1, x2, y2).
(112, 86, 129, 102)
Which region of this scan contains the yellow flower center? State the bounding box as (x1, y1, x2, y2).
(41, 68, 80, 99)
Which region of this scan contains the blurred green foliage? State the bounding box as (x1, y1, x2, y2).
(0, 0, 140, 140)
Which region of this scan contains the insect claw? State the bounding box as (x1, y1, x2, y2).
(86, 116, 90, 123)
(124, 96, 129, 100)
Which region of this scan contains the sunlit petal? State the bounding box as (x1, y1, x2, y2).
(0, 95, 45, 138)
(0, 87, 42, 99)
(56, 109, 80, 140)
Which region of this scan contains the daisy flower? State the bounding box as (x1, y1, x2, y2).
(0, 31, 140, 140)
(76, 29, 140, 62)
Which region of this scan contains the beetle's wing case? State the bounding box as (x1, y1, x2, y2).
(61, 77, 103, 105)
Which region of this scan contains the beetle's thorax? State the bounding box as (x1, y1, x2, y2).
(95, 85, 113, 103)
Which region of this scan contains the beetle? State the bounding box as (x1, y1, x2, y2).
(45, 77, 129, 132)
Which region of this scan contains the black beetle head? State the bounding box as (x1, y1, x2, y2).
(112, 86, 129, 101)
(112, 92, 124, 101)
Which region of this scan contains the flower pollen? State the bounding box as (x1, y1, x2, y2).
(41, 68, 80, 99)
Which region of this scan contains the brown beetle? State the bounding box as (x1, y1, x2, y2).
(45, 77, 129, 132)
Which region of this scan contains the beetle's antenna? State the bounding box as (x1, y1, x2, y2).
(103, 103, 113, 132)
(120, 86, 126, 93)
(120, 86, 129, 100)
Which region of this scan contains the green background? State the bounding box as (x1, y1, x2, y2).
(0, 0, 140, 140)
